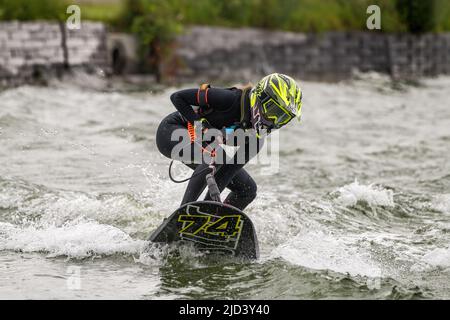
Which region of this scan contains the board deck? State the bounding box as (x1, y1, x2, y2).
(149, 201, 259, 259)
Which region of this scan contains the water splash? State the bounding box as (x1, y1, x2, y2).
(430, 194, 450, 214)
(333, 180, 395, 208)
(421, 247, 450, 269)
(0, 218, 146, 259)
(272, 227, 382, 278)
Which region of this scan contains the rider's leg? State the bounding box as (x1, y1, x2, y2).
(222, 168, 257, 210)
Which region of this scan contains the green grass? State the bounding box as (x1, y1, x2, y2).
(168, 0, 442, 33)
(79, 2, 123, 24)
(0, 0, 123, 23)
(1, 0, 449, 33)
(435, 0, 450, 31)
(0, 0, 66, 20)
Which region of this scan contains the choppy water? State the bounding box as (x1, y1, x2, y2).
(1, 73, 449, 299)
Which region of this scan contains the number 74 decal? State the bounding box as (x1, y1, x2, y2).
(178, 214, 242, 238)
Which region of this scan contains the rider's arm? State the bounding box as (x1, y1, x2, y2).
(170, 89, 200, 123)
(170, 88, 239, 124)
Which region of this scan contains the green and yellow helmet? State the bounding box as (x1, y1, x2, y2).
(250, 73, 303, 130)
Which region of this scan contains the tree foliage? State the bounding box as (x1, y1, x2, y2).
(0, 0, 66, 21)
(396, 0, 436, 33)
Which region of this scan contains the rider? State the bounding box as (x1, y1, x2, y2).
(156, 73, 303, 210)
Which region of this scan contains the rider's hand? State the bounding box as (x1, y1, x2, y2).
(188, 118, 210, 143)
(197, 118, 211, 132)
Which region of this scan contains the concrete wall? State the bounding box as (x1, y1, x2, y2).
(0, 21, 108, 86)
(1, 23, 450, 87)
(66, 22, 108, 68)
(174, 26, 450, 82)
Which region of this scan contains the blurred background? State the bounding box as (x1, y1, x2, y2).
(1, 0, 450, 87)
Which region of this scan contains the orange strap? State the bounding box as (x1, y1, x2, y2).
(187, 121, 216, 158)
(187, 122, 196, 142)
(196, 83, 211, 112)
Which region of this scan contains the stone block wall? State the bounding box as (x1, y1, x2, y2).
(174, 26, 450, 82)
(1, 23, 450, 87)
(0, 21, 108, 86)
(66, 23, 108, 67)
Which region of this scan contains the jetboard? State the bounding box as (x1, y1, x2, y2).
(149, 201, 259, 260)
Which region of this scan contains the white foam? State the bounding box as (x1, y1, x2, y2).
(0, 190, 25, 209)
(136, 242, 205, 267)
(430, 194, 450, 214)
(272, 228, 382, 277)
(333, 180, 394, 207)
(25, 192, 148, 228)
(421, 247, 450, 269)
(0, 218, 146, 259)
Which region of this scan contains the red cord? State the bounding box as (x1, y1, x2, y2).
(187, 122, 196, 143)
(187, 122, 216, 158)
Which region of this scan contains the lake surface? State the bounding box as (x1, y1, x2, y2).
(1, 73, 449, 299)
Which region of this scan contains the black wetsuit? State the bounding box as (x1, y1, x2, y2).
(156, 87, 263, 210)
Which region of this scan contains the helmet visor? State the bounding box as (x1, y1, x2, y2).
(260, 98, 295, 128)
